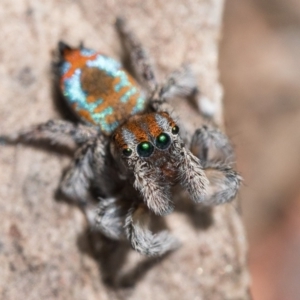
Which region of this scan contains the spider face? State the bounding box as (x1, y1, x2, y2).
(111, 112, 182, 183)
(112, 112, 177, 159)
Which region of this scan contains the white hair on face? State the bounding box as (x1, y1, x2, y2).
(155, 113, 170, 131)
(122, 128, 137, 145)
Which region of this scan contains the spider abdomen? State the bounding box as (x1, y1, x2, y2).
(59, 45, 146, 135)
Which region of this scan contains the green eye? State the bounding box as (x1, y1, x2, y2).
(172, 125, 179, 135)
(122, 148, 132, 157)
(155, 133, 171, 150)
(137, 142, 154, 157)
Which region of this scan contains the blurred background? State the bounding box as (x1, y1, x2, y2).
(219, 0, 300, 299)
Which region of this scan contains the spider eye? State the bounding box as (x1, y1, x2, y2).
(122, 148, 133, 157)
(137, 142, 154, 157)
(172, 125, 179, 135)
(155, 133, 171, 150)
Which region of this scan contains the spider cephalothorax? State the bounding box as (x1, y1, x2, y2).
(111, 111, 208, 215)
(0, 18, 241, 256)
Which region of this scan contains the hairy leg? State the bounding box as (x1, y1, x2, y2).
(176, 146, 209, 204)
(116, 17, 157, 93)
(190, 125, 242, 205)
(150, 66, 199, 119)
(60, 141, 95, 206)
(116, 18, 201, 118)
(94, 197, 128, 240)
(133, 160, 174, 216)
(159, 65, 198, 100)
(191, 125, 235, 165)
(125, 203, 180, 256)
(60, 136, 121, 230)
(0, 119, 98, 147)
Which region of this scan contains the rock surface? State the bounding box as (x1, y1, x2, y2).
(0, 0, 250, 299)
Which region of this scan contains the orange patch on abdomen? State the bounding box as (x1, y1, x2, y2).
(62, 50, 98, 82)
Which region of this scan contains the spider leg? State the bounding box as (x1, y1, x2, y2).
(116, 17, 157, 92)
(158, 65, 217, 120)
(125, 203, 180, 256)
(60, 136, 122, 231)
(0, 120, 98, 147)
(149, 66, 199, 119)
(94, 197, 128, 240)
(61, 135, 120, 203)
(191, 125, 235, 164)
(60, 141, 95, 206)
(175, 146, 209, 204)
(133, 160, 174, 216)
(159, 65, 198, 100)
(190, 125, 242, 205)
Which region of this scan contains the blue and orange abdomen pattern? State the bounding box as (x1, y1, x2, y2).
(60, 46, 146, 135)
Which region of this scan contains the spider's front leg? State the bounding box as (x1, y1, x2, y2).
(125, 203, 180, 256)
(132, 160, 174, 216)
(95, 196, 179, 256)
(190, 126, 242, 205)
(0, 119, 98, 147)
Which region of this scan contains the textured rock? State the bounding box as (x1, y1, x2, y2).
(0, 0, 250, 299)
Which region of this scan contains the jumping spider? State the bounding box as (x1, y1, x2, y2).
(1, 18, 241, 256)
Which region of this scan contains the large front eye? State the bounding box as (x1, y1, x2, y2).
(137, 142, 154, 157)
(155, 133, 171, 150)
